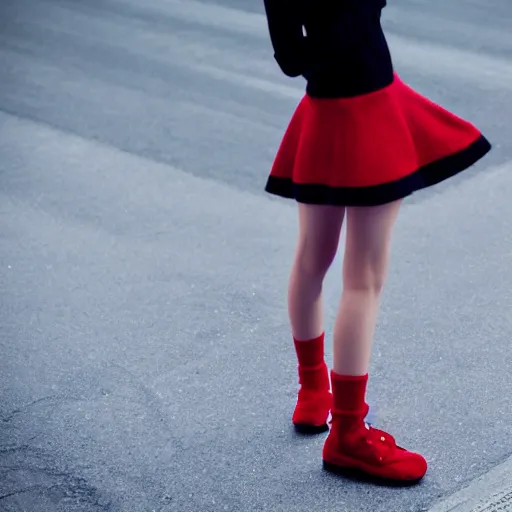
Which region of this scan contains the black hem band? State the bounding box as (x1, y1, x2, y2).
(264, 135, 492, 207)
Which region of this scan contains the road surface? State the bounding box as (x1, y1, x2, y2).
(1, 1, 511, 511)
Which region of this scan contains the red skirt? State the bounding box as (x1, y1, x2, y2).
(265, 74, 491, 206)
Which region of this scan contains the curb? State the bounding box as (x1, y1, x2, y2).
(428, 456, 512, 512)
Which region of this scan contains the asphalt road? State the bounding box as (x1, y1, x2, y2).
(1, 1, 511, 511)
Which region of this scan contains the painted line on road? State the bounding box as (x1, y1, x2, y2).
(188, 62, 303, 100)
(429, 455, 512, 512)
(27, 0, 512, 101)
(160, 0, 512, 90)
(386, 33, 512, 89)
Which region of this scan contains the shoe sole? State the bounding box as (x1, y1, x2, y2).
(322, 461, 424, 487)
(293, 423, 329, 434)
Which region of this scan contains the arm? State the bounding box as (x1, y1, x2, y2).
(262, 0, 307, 78)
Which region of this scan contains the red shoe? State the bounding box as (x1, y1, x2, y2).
(292, 362, 332, 433)
(323, 372, 427, 484)
(323, 421, 427, 484)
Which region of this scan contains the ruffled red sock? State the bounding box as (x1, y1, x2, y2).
(292, 333, 332, 433)
(322, 371, 427, 484)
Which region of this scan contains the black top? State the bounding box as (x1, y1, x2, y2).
(262, 0, 394, 98)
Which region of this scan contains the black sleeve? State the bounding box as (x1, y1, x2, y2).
(262, 0, 307, 78)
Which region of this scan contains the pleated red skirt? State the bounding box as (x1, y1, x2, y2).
(265, 74, 491, 206)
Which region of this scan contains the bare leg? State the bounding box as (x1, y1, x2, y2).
(333, 200, 401, 375)
(323, 199, 427, 484)
(288, 203, 345, 432)
(288, 204, 345, 340)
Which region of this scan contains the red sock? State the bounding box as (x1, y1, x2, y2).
(294, 333, 325, 367)
(330, 372, 369, 426)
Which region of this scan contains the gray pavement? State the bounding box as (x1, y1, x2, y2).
(1, 1, 511, 511)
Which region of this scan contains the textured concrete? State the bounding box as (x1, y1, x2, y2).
(1, 1, 512, 511)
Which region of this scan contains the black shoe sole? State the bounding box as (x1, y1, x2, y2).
(322, 461, 424, 487)
(293, 423, 329, 434)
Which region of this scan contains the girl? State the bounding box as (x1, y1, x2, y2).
(262, 0, 491, 484)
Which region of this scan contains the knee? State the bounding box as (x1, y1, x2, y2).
(343, 260, 387, 295)
(295, 237, 338, 278)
